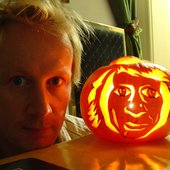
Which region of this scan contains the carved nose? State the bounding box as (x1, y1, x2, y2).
(125, 102, 147, 117)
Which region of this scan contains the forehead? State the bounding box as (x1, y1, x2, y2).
(0, 21, 72, 52)
(0, 22, 73, 75)
(114, 71, 161, 87)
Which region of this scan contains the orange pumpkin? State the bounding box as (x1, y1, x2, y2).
(80, 56, 170, 142)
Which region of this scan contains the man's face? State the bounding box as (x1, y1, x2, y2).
(108, 72, 163, 138)
(0, 22, 73, 156)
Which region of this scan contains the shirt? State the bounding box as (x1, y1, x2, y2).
(58, 114, 92, 142)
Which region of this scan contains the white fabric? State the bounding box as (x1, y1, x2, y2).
(58, 114, 92, 142)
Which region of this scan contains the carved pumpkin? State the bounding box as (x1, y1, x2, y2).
(80, 56, 170, 142)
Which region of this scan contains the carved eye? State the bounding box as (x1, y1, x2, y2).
(142, 87, 160, 98)
(114, 86, 131, 97)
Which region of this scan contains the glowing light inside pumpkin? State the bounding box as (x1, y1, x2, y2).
(128, 103, 134, 109)
(88, 70, 111, 128)
(124, 107, 146, 118)
(86, 57, 170, 139)
(88, 101, 101, 127)
(141, 82, 170, 139)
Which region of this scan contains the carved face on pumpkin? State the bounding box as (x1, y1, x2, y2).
(108, 71, 164, 138)
(80, 56, 170, 142)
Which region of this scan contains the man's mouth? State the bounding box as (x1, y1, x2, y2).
(22, 126, 53, 137)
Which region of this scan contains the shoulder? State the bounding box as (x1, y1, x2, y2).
(58, 114, 92, 142)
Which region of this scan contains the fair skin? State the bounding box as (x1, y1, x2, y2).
(0, 22, 73, 158)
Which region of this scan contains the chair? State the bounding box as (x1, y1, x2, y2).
(70, 21, 127, 117)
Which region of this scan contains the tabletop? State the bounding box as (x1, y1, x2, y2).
(1, 134, 170, 170)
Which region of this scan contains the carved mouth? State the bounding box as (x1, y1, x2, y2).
(124, 122, 149, 131)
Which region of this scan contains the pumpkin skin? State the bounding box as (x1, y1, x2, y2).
(80, 56, 170, 142)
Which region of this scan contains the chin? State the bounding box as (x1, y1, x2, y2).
(18, 137, 56, 154)
(33, 138, 56, 149)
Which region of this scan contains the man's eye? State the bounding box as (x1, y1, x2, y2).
(10, 76, 27, 87)
(114, 86, 131, 97)
(49, 77, 63, 86)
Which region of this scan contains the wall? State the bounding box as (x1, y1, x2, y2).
(149, 0, 170, 70)
(69, 0, 116, 26)
(137, 0, 170, 69)
(69, 0, 170, 70)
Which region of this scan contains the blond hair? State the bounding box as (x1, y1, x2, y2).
(0, 0, 90, 85)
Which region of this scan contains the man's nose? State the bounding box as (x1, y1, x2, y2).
(26, 87, 52, 117)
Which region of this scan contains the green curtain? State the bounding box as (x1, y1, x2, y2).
(108, 0, 143, 58)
